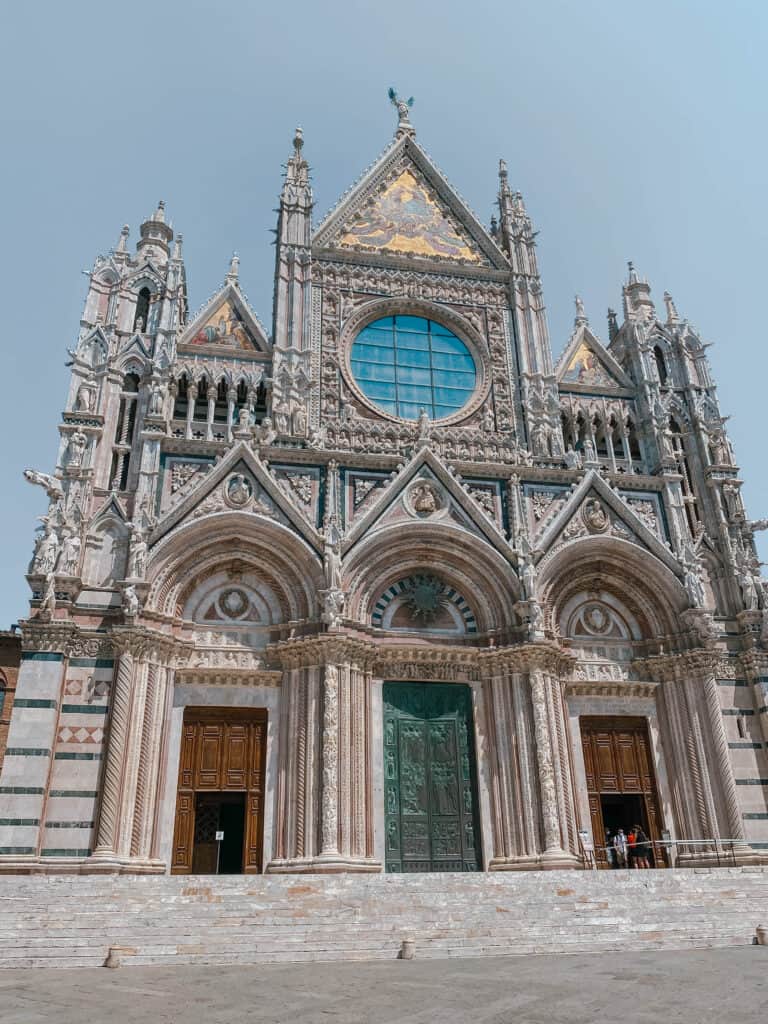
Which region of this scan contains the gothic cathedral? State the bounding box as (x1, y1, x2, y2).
(1, 100, 767, 875)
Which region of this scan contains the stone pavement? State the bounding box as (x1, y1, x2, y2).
(0, 946, 766, 1024)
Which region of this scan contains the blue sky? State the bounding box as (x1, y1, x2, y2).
(1, 1, 766, 628)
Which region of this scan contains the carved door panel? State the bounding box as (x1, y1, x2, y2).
(196, 723, 224, 789)
(384, 682, 480, 873)
(171, 791, 195, 871)
(172, 708, 267, 875)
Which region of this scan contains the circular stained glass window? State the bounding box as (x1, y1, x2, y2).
(350, 315, 477, 421)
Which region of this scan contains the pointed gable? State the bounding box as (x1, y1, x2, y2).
(556, 324, 633, 392)
(343, 446, 514, 567)
(314, 135, 507, 269)
(535, 470, 681, 575)
(179, 284, 269, 357)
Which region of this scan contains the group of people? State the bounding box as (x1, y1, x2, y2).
(604, 826, 653, 869)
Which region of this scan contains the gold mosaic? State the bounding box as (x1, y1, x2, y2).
(339, 169, 480, 262)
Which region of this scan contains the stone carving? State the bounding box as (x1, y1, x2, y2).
(75, 374, 98, 412)
(127, 523, 148, 580)
(24, 468, 63, 502)
(407, 480, 442, 518)
(66, 430, 88, 469)
(530, 490, 557, 522)
(582, 498, 609, 534)
(255, 417, 276, 446)
(683, 561, 706, 609)
(123, 584, 140, 619)
(32, 522, 59, 575)
(323, 524, 343, 592)
(148, 381, 164, 417)
(563, 445, 581, 473)
(170, 462, 203, 494)
(468, 486, 495, 518)
(226, 473, 253, 508)
(738, 566, 760, 612)
(38, 573, 57, 621)
(353, 478, 379, 510)
(320, 663, 340, 854)
(292, 406, 307, 437)
(282, 473, 313, 507)
(628, 499, 659, 535)
(57, 528, 82, 577)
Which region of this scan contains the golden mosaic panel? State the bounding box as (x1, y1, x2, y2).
(339, 170, 480, 262)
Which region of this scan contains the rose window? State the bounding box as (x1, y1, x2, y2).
(350, 315, 476, 420)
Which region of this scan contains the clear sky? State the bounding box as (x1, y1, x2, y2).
(1, 1, 766, 628)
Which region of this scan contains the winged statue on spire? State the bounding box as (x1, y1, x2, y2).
(388, 87, 415, 125)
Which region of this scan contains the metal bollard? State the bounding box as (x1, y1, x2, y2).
(399, 937, 415, 960)
(756, 926, 767, 946)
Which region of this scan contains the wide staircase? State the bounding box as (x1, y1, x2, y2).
(1, 868, 767, 969)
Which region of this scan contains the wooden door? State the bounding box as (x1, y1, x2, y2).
(171, 707, 267, 875)
(580, 716, 664, 867)
(384, 682, 481, 873)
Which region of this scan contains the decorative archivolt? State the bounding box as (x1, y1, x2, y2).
(147, 518, 323, 622)
(371, 573, 478, 635)
(539, 537, 688, 642)
(343, 521, 520, 633)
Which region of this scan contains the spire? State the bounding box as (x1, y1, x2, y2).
(663, 290, 680, 324)
(622, 261, 655, 321)
(115, 224, 129, 254)
(137, 199, 173, 259)
(388, 87, 415, 138)
(225, 251, 240, 286)
(285, 126, 309, 187)
(574, 294, 588, 327)
(607, 307, 618, 341)
(499, 158, 510, 196)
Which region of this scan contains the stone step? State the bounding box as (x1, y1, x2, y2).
(0, 867, 765, 969)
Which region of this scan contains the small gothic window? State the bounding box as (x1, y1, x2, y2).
(654, 345, 668, 385)
(123, 372, 140, 394)
(134, 287, 151, 331)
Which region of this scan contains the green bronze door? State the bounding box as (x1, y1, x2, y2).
(383, 682, 481, 872)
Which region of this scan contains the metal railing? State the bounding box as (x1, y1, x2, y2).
(583, 837, 747, 869)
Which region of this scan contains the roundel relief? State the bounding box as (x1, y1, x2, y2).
(404, 479, 445, 519)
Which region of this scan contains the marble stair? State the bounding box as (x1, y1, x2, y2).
(1, 867, 767, 969)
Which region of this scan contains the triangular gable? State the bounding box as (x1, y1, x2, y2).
(314, 135, 508, 269)
(535, 470, 681, 575)
(120, 332, 152, 361)
(556, 324, 634, 391)
(150, 442, 322, 552)
(179, 283, 270, 356)
(343, 446, 514, 566)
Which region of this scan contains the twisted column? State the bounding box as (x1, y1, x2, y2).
(702, 672, 745, 839)
(92, 650, 135, 858)
(530, 668, 564, 855)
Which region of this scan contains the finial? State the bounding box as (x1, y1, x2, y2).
(499, 158, 508, 181)
(226, 251, 240, 284)
(627, 260, 638, 285)
(388, 87, 415, 137)
(663, 291, 680, 323)
(607, 307, 618, 340)
(574, 294, 588, 326)
(116, 224, 129, 253)
(490, 214, 499, 239)
(293, 126, 304, 156)
(172, 233, 183, 260)
(153, 200, 166, 223)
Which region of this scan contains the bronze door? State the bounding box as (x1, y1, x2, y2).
(384, 682, 481, 873)
(580, 716, 665, 867)
(171, 707, 267, 874)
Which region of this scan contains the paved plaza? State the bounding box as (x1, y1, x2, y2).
(0, 946, 765, 1024)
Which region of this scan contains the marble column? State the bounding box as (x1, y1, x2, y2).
(92, 649, 135, 861)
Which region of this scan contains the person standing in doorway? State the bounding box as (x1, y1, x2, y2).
(604, 829, 615, 869)
(634, 825, 651, 869)
(613, 828, 627, 868)
(627, 827, 637, 868)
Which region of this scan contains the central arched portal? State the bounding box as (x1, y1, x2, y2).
(383, 682, 481, 872)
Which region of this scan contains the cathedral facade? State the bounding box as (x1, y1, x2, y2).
(1, 102, 767, 875)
